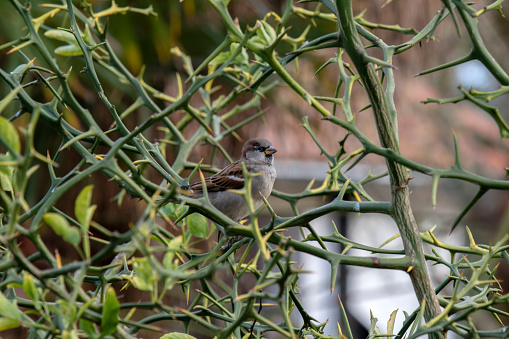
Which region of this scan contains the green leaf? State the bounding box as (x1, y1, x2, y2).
(83, 24, 97, 47)
(100, 287, 119, 337)
(186, 213, 208, 239)
(9, 63, 27, 77)
(162, 236, 183, 268)
(368, 310, 379, 336)
(0, 167, 13, 191)
(254, 25, 270, 46)
(43, 212, 81, 246)
(44, 26, 96, 55)
(80, 319, 97, 338)
(160, 202, 188, 220)
(54, 45, 83, 56)
(75, 185, 95, 259)
(132, 257, 158, 292)
(0, 292, 21, 322)
(0, 317, 20, 331)
(22, 273, 38, 302)
(44, 29, 78, 44)
(9, 64, 30, 83)
(387, 309, 398, 335)
(0, 116, 21, 155)
(159, 333, 197, 339)
(75, 185, 95, 230)
(62, 330, 79, 339)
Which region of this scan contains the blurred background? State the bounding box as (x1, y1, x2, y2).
(1, 0, 508, 337)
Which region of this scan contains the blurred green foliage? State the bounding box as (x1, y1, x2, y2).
(0, 1, 508, 338)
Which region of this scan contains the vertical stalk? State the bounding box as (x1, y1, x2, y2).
(336, 0, 443, 336)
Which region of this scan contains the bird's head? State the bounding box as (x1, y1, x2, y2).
(242, 138, 277, 164)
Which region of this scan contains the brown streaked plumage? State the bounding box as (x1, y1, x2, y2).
(181, 138, 277, 220)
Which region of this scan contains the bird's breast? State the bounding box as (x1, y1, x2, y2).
(251, 166, 276, 198)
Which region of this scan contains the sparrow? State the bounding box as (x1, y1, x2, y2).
(181, 138, 277, 221)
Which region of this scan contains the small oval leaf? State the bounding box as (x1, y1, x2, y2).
(187, 213, 208, 239)
(44, 29, 77, 44)
(101, 287, 120, 336)
(54, 45, 83, 56)
(75, 185, 94, 229)
(43, 212, 81, 246)
(22, 273, 38, 301)
(0, 116, 21, 155)
(0, 169, 13, 192)
(160, 203, 188, 220)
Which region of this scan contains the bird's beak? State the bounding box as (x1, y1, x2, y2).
(265, 146, 277, 155)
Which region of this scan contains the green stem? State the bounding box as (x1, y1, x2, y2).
(336, 1, 443, 336)
(454, 0, 509, 85)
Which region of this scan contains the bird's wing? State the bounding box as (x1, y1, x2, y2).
(182, 161, 245, 192)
